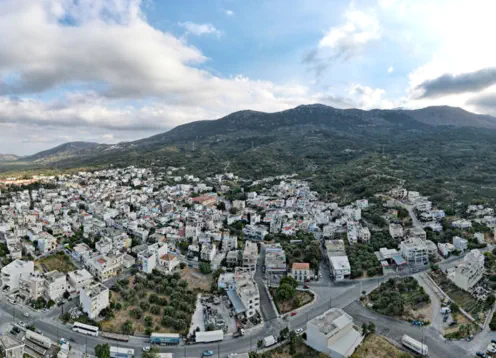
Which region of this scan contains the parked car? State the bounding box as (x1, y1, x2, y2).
(304, 285, 310, 289)
(290, 311, 297, 317)
(492, 339, 496, 344)
(475, 352, 487, 358)
(449, 320, 458, 327)
(8, 299, 15, 305)
(443, 315, 448, 322)
(23, 312, 29, 318)
(142, 346, 150, 352)
(202, 351, 214, 357)
(18, 321, 25, 327)
(294, 328, 303, 334)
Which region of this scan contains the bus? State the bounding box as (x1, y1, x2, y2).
(72, 322, 99, 337)
(401, 334, 428, 356)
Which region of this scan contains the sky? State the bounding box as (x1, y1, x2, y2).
(2, 0, 496, 155)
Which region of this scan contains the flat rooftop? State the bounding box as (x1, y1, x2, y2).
(309, 308, 352, 336)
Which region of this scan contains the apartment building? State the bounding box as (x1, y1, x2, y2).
(67, 269, 94, 292)
(400, 237, 429, 265)
(329, 256, 351, 281)
(306, 308, 363, 358)
(44, 270, 67, 301)
(1, 260, 34, 291)
(86, 252, 124, 282)
(448, 249, 485, 291)
(242, 241, 258, 271)
(19, 273, 46, 300)
(226, 250, 239, 267)
(236, 275, 260, 318)
(453, 236, 468, 252)
(358, 227, 371, 243)
(222, 235, 238, 252)
(200, 243, 217, 262)
(80, 282, 110, 319)
(0, 336, 25, 358)
(265, 245, 286, 274)
(389, 223, 404, 239)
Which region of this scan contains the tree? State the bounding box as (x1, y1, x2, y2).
(279, 327, 289, 340)
(94, 344, 110, 358)
(121, 320, 134, 335)
(257, 339, 264, 348)
(199, 262, 212, 274)
(361, 322, 368, 336)
(367, 321, 376, 335)
(486, 294, 496, 307)
(142, 347, 159, 358)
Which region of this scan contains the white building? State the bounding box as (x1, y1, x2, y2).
(399, 237, 429, 266)
(200, 243, 217, 262)
(447, 249, 485, 291)
(242, 241, 258, 271)
(222, 235, 238, 252)
(44, 271, 67, 301)
(329, 256, 351, 281)
(438, 243, 455, 258)
(358, 227, 371, 243)
(474, 232, 485, 245)
(86, 252, 124, 282)
(0, 336, 25, 358)
(1, 260, 34, 291)
(67, 269, 93, 293)
(80, 282, 110, 319)
(158, 253, 180, 273)
(453, 236, 468, 252)
(235, 273, 260, 318)
(306, 308, 363, 358)
(452, 220, 472, 229)
(389, 223, 403, 239)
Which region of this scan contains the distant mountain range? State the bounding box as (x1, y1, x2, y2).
(0, 154, 20, 162)
(3, 104, 496, 206)
(3, 104, 496, 168)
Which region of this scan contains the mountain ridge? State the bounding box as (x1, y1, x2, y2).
(3, 104, 496, 171)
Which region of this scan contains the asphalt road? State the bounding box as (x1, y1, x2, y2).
(344, 301, 468, 358)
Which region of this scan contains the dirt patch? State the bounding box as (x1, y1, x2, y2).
(408, 302, 432, 322)
(180, 266, 212, 292)
(35, 252, 76, 273)
(351, 334, 413, 358)
(269, 288, 314, 314)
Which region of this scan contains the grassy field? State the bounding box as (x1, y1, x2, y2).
(269, 288, 314, 314)
(35, 252, 76, 273)
(351, 334, 412, 358)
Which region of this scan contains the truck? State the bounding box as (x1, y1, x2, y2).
(195, 330, 224, 343)
(150, 333, 180, 345)
(233, 329, 245, 338)
(401, 334, 428, 356)
(440, 307, 451, 314)
(26, 330, 52, 349)
(263, 335, 276, 348)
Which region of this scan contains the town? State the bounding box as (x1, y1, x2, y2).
(0, 166, 496, 358)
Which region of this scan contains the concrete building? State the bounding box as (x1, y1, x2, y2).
(242, 241, 258, 271)
(235, 274, 260, 318)
(306, 308, 363, 358)
(0, 336, 25, 358)
(86, 252, 124, 282)
(67, 269, 93, 292)
(399, 237, 429, 266)
(358, 226, 371, 243)
(158, 253, 180, 273)
(200, 243, 217, 262)
(80, 282, 110, 319)
(329, 256, 351, 281)
(19, 273, 46, 300)
(389, 224, 403, 239)
(44, 270, 67, 301)
(1, 260, 34, 291)
(226, 250, 239, 266)
(453, 236, 468, 252)
(265, 246, 286, 274)
(222, 235, 238, 252)
(291, 263, 312, 282)
(448, 249, 485, 291)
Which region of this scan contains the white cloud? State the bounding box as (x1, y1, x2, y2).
(179, 21, 222, 37)
(223, 9, 234, 16)
(305, 9, 381, 76)
(349, 84, 394, 110)
(318, 10, 381, 56)
(388, 66, 394, 73)
(380, 0, 496, 114)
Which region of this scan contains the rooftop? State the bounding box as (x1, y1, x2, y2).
(309, 308, 352, 336)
